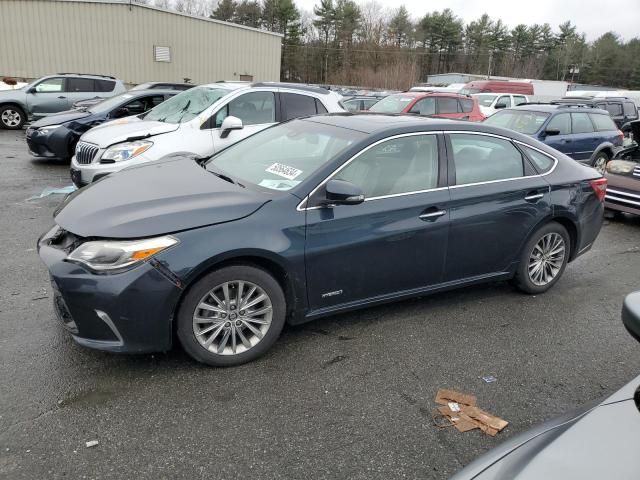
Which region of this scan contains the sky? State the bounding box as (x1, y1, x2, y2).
(295, 0, 640, 42)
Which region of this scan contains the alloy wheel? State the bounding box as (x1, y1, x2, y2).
(528, 233, 566, 286)
(192, 280, 273, 355)
(1, 109, 21, 128)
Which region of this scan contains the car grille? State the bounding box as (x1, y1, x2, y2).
(634, 165, 640, 178)
(606, 187, 640, 208)
(75, 142, 99, 165)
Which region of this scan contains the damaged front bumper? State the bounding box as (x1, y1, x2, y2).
(38, 225, 182, 353)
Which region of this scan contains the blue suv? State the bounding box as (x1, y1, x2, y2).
(484, 104, 623, 173)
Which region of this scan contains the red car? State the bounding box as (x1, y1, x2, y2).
(369, 91, 485, 121)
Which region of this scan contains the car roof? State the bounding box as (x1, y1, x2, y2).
(117, 89, 178, 96)
(388, 91, 469, 99)
(52, 73, 118, 80)
(510, 104, 611, 115)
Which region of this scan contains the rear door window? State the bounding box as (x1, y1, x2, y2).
(67, 77, 96, 93)
(363, 99, 379, 109)
(590, 113, 617, 131)
(546, 113, 571, 135)
(281, 93, 318, 121)
(571, 113, 594, 134)
(437, 97, 460, 114)
(624, 102, 638, 118)
(513, 96, 527, 106)
(95, 79, 116, 92)
(449, 134, 524, 185)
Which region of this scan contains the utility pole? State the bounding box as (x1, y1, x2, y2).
(487, 51, 493, 80)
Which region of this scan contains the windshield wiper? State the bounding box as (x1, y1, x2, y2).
(206, 167, 245, 188)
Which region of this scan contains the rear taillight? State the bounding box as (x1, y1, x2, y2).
(618, 130, 624, 142)
(590, 178, 607, 201)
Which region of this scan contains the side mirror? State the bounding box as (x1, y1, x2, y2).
(544, 127, 561, 136)
(494, 102, 508, 109)
(623, 291, 640, 343)
(220, 116, 243, 139)
(27, 87, 37, 94)
(323, 179, 365, 206)
(113, 107, 130, 118)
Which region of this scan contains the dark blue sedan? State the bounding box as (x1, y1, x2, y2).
(38, 114, 606, 366)
(26, 89, 176, 160)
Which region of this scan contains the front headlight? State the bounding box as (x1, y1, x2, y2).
(67, 235, 178, 272)
(101, 140, 153, 162)
(38, 124, 61, 135)
(606, 160, 637, 175)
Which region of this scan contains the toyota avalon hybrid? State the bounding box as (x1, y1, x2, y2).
(38, 114, 606, 366)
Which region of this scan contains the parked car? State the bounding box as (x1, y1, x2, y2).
(484, 104, 624, 173)
(0, 73, 125, 129)
(553, 96, 639, 134)
(69, 82, 344, 187)
(473, 93, 529, 116)
(130, 81, 195, 91)
(369, 92, 485, 122)
(460, 80, 534, 96)
(342, 96, 382, 112)
(605, 120, 640, 215)
(39, 114, 605, 366)
(451, 290, 640, 480)
(26, 90, 177, 161)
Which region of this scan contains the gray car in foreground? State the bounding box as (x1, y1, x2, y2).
(451, 291, 640, 480)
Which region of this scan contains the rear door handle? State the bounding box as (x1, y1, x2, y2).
(524, 192, 545, 202)
(419, 209, 447, 221)
(58, 96, 67, 99)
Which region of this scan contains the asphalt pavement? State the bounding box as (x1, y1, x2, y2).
(1, 128, 639, 480)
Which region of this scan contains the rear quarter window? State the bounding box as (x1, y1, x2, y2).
(459, 98, 473, 113)
(590, 113, 617, 131)
(624, 102, 638, 118)
(521, 145, 555, 174)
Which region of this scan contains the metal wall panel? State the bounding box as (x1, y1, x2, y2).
(0, 0, 282, 85)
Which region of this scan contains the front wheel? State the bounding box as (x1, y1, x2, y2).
(176, 265, 286, 367)
(592, 152, 610, 175)
(514, 222, 570, 294)
(0, 105, 26, 130)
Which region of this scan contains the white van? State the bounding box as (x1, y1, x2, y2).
(472, 93, 529, 117)
(71, 82, 344, 186)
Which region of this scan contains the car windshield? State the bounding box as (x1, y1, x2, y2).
(460, 88, 482, 95)
(369, 94, 415, 113)
(88, 93, 136, 114)
(475, 94, 498, 107)
(484, 110, 550, 135)
(142, 86, 229, 123)
(130, 83, 153, 91)
(205, 120, 364, 191)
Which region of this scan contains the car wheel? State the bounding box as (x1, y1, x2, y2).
(176, 265, 286, 367)
(514, 222, 570, 294)
(592, 152, 610, 174)
(0, 105, 26, 130)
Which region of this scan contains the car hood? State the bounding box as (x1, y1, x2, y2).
(55, 156, 270, 239)
(451, 375, 640, 480)
(0, 89, 24, 101)
(30, 110, 91, 127)
(79, 118, 179, 147)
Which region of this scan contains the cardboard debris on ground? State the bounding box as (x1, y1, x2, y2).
(433, 389, 508, 436)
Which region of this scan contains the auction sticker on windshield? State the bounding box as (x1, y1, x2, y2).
(266, 163, 303, 180)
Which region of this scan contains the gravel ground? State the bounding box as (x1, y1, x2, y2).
(1, 128, 639, 480)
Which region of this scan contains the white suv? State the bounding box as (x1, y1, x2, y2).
(473, 93, 529, 117)
(70, 82, 344, 186)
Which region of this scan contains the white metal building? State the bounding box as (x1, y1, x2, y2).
(0, 0, 283, 85)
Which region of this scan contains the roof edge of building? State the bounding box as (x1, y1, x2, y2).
(39, 0, 285, 38)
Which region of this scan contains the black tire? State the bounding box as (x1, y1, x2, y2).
(513, 222, 570, 295)
(176, 265, 286, 367)
(591, 151, 610, 174)
(0, 104, 26, 130)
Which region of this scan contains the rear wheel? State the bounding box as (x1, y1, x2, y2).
(0, 105, 25, 130)
(514, 222, 570, 294)
(592, 151, 610, 174)
(176, 265, 286, 367)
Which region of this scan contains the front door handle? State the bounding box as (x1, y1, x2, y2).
(58, 96, 67, 99)
(524, 192, 545, 202)
(419, 209, 447, 221)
